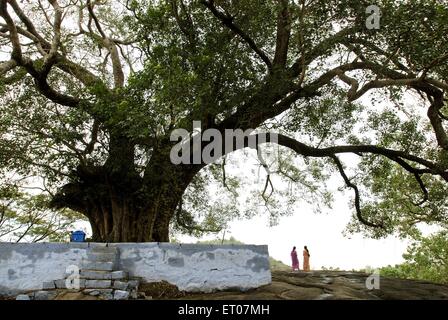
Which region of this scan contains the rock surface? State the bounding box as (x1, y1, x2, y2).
(181, 271, 448, 300)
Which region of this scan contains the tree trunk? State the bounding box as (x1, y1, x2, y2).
(86, 191, 179, 242)
(51, 136, 201, 243)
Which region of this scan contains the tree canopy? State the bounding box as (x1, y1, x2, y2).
(0, 0, 447, 242)
(381, 231, 448, 284)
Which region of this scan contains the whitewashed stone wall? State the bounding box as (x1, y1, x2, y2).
(0, 243, 271, 296)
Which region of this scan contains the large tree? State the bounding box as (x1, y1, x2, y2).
(0, 0, 447, 242)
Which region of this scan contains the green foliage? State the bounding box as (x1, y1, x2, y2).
(269, 257, 291, 271)
(285, 88, 362, 147)
(0, 185, 86, 242)
(344, 152, 448, 239)
(195, 236, 244, 245)
(380, 231, 448, 284)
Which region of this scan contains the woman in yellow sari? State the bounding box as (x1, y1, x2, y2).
(303, 246, 310, 271)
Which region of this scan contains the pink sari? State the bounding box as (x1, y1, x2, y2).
(291, 250, 299, 270)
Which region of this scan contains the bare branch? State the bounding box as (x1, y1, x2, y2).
(86, 0, 106, 38)
(42, 0, 64, 72)
(0, 59, 16, 75)
(86, 0, 124, 87)
(0, 0, 23, 61)
(8, 0, 50, 50)
(330, 155, 383, 228)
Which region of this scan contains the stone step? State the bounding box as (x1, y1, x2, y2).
(114, 280, 135, 290)
(80, 270, 128, 280)
(81, 270, 113, 280)
(81, 288, 130, 300)
(82, 261, 114, 271)
(42, 281, 56, 290)
(33, 290, 58, 300)
(113, 279, 139, 290)
(113, 280, 128, 290)
(55, 278, 86, 289)
(110, 271, 128, 280)
(85, 280, 112, 289)
(83, 288, 113, 299)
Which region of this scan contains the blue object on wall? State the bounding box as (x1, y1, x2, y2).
(71, 230, 86, 242)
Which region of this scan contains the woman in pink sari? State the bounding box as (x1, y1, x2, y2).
(291, 246, 299, 271)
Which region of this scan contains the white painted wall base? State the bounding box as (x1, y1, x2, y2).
(0, 243, 271, 296)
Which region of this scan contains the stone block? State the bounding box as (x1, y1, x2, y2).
(87, 290, 100, 296)
(42, 281, 56, 290)
(113, 290, 129, 300)
(127, 280, 139, 290)
(111, 271, 127, 280)
(100, 292, 113, 300)
(85, 280, 112, 289)
(54, 279, 67, 289)
(129, 290, 138, 300)
(80, 270, 112, 280)
(84, 289, 113, 297)
(34, 290, 57, 300)
(16, 294, 30, 300)
(57, 278, 85, 289)
(113, 281, 128, 290)
(82, 262, 114, 271)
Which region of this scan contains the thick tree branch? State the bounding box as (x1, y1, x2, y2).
(83, 120, 100, 155)
(289, 26, 358, 77)
(171, 0, 197, 50)
(86, 0, 106, 38)
(0, 1, 82, 107)
(425, 89, 448, 150)
(42, 0, 63, 73)
(86, 0, 124, 88)
(8, 0, 50, 50)
(275, 133, 447, 177)
(0, 0, 22, 61)
(273, 0, 291, 68)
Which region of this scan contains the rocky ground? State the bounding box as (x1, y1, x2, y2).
(3, 271, 448, 300)
(181, 271, 448, 300)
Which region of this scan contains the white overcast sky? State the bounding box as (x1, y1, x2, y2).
(176, 186, 410, 271)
